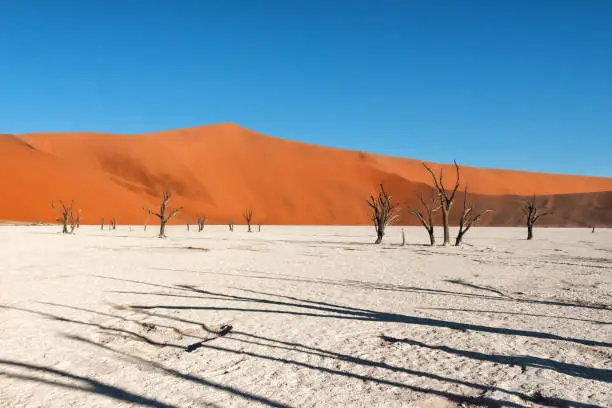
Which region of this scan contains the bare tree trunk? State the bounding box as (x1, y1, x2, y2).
(455, 231, 465, 246)
(374, 229, 383, 244)
(160, 220, 167, 238)
(441, 207, 450, 245)
(244, 209, 254, 233)
(527, 224, 533, 240)
(401, 229, 406, 246)
(428, 230, 435, 246)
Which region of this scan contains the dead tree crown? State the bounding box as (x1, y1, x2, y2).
(146, 191, 183, 238)
(523, 194, 551, 240)
(367, 183, 399, 244)
(51, 199, 75, 234)
(197, 215, 207, 232)
(422, 160, 460, 245)
(455, 186, 493, 246)
(409, 188, 439, 246)
(244, 208, 254, 232)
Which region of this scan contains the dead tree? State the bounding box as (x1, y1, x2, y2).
(244, 208, 254, 232)
(367, 183, 399, 244)
(197, 215, 207, 232)
(258, 224, 261, 232)
(455, 187, 492, 246)
(101, 218, 105, 230)
(409, 189, 438, 246)
(523, 194, 551, 240)
(68, 211, 78, 234)
(401, 229, 406, 246)
(187, 223, 190, 231)
(228, 219, 234, 232)
(141, 207, 150, 231)
(592, 226, 595, 233)
(110, 218, 117, 230)
(422, 161, 460, 245)
(50, 200, 75, 234)
(146, 191, 183, 238)
(74, 210, 81, 229)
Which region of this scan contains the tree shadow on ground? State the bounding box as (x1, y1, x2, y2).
(379, 336, 612, 383)
(147, 268, 612, 312)
(416, 307, 612, 326)
(4, 295, 606, 408)
(98, 276, 611, 349)
(69, 303, 606, 408)
(0, 360, 183, 408)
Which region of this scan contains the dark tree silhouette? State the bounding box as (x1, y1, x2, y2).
(367, 183, 399, 244)
(146, 192, 183, 238)
(197, 215, 207, 232)
(74, 210, 81, 229)
(50, 200, 75, 234)
(244, 208, 254, 232)
(409, 189, 438, 246)
(228, 219, 235, 232)
(455, 187, 492, 246)
(523, 194, 551, 240)
(422, 161, 460, 245)
(68, 211, 77, 234)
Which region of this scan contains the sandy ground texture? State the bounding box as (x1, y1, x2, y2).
(0, 225, 610, 408)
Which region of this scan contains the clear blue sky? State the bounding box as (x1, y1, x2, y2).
(1, 1, 611, 177)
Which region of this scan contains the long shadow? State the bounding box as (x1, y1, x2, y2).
(63, 335, 291, 408)
(109, 280, 612, 349)
(147, 268, 612, 312)
(118, 308, 607, 407)
(444, 279, 511, 298)
(67, 333, 526, 408)
(0, 360, 181, 408)
(0, 306, 291, 407)
(150, 268, 508, 301)
(37, 302, 210, 338)
(417, 307, 612, 326)
(379, 336, 612, 383)
(0, 305, 186, 349)
(20, 300, 603, 407)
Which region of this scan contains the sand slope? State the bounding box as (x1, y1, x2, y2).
(2, 124, 611, 225)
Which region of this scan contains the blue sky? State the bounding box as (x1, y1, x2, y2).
(1, 1, 611, 177)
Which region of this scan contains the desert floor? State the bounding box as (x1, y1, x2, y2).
(0, 226, 610, 408)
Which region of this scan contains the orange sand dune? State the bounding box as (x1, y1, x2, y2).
(2, 124, 611, 226)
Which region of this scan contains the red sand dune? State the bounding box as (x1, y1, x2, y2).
(2, 123, 611, 226)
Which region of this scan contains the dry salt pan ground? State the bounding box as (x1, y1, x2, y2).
(0, 225, 611, 408)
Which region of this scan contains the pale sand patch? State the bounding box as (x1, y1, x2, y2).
(0, 225, 610, 407)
